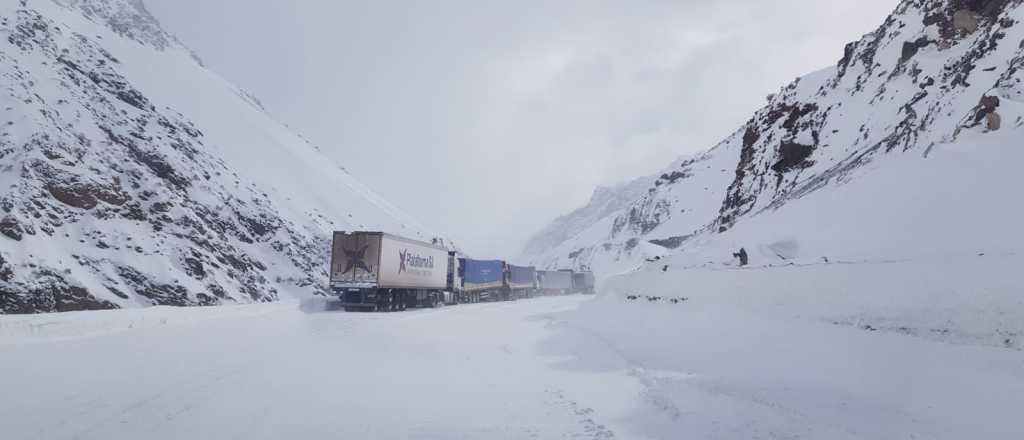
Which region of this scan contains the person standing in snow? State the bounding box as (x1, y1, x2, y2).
(733, 248, 749, 267)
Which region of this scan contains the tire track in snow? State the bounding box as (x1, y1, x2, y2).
(545, 389, 617, 439)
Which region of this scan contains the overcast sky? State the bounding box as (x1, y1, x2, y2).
(147, 0, 896, 258)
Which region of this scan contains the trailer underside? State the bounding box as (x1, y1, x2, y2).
(337, 288, 451, 312)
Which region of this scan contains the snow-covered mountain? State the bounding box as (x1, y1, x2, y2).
(520, 175, 653, 260)
(0, 0, 445, 313)
(526, 0, 1024, 278)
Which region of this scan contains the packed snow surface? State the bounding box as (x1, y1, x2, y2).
(2, 291, 1021, 439)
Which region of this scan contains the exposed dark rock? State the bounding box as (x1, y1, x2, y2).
(901, 37, 932, 63)
(46, 182, 99, 209)
(56, 56, 153, 111)
(207, 284, 229, 299)
(237, 213, 277, 240)
(116, 265, 192, 306)
(649, 235, 691, 249)
(657, 170, 691, 186)
(183, 251, 206, 280)
(772, 142, 816, 173)
(967, 95, 1003, 129)
(119, 202, 147, 221)
(101, 127, 190, 190)
(53, 284, 117, 312)
(0, 270, 118, 314)
(718, 124, 763, 231)
(105, 285, 129, 299)
(837, 41, 858, 77)
(149, 201, 172, 213)
(0, 216, 24, 241)
(195, 293, 220, 307)
(782, 104, 819, 130)
(0, 254, 13, 282)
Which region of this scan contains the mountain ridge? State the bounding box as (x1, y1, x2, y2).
(0, 0, 443, 313)
(528, 0, 1024, 276)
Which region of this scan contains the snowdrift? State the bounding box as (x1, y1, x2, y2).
(547, 119, 1024, 438)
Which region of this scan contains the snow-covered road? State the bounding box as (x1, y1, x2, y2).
(0, 296, 644, 440)
(3, 280, 1023, 440)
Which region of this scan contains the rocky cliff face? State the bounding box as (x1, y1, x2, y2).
(528, 0, 1024, 277)
(0, 0, 441, 313)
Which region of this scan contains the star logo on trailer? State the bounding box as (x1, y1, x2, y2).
(399, 249, 408, 273)
(343, 245, 372, 274)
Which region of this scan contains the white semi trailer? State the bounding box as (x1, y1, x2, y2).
(330, 231, 450, 311)
(537, 270, 573, 295)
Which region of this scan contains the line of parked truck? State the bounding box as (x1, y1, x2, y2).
(329, 231, 596, 312)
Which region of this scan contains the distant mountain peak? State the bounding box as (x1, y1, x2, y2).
(50, 0, 176, 50)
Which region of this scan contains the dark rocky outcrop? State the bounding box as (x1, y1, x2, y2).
(649, 235, 691, 250)
(0, 270, 119, 314)
(771, 142, 815, 174)
(901, 37, 933, 63)
(0, 216, 24, 241)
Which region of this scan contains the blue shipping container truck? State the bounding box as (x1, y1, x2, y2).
(507, 265, 537, 298)
(459, 258, 509, 302)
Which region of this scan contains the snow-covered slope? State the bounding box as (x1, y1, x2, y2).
(0, 0, 443, 313)
(608, 129, 1023, 344)
(528, 0, 1024, 278)
(531, 4, 1024, 432)
(557, 130, 1024, 437)
(525, 148, 739, 278)
(520, 175, 653, 264)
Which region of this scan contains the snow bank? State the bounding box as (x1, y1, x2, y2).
(603, 255, 1023, 350)
(0, 300, 297, 344)
(551, 253, 1024, 438)
(586, 131, 1024, 351)
(541, 128, 1024, 438)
